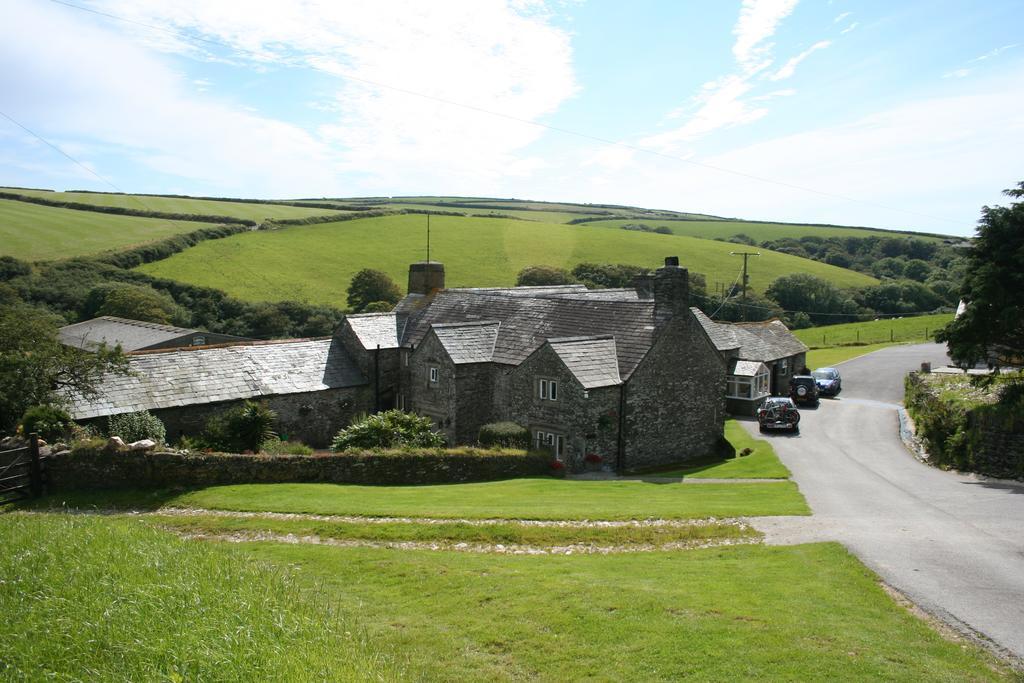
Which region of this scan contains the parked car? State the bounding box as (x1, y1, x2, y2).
(812, 367, 842, 396)
(757, 397, 801, 433)
(789, 375, 820, 405)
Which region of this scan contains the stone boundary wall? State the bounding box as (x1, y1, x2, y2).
(904, 373, 1024, 480)
(47, 447, 552, 491)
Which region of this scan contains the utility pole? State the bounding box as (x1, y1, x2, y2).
(426, 213, 431, 263)
(730, 251, 760, 321)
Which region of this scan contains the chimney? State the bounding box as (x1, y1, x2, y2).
(408, 261, 445, 295)
(653, 256, 689, 326)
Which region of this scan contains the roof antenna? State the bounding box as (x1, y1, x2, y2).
(426, 213, 431, 263)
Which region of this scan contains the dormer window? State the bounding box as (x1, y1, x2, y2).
(538, 378, 558, 401)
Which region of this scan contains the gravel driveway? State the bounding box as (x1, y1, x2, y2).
(744, 343, 1024, 663)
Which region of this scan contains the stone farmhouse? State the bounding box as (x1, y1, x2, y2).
(66, 257, 808, 472)
(59, 316, 248, 352)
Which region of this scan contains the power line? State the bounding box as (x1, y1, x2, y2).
(46, 0, 961, 228)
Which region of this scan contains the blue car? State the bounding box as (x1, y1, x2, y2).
(812, 367, 842, 396)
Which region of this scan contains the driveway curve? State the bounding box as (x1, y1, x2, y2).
(744, 343, 1024, 663)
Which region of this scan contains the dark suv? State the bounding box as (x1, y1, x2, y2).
(789, 375, 820, 405)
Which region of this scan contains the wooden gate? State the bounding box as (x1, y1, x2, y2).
(0, 434, 45, 505)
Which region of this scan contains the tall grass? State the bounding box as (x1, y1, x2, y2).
(0, 513, 402, 681)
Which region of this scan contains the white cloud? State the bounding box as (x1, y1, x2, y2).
(840, 22, 858, 35)
(87, 0, 579, 192)
(0, 0, 577, 196)
(769, 40, 831, 81)
(943, 68, 972, 79)
(968, 43, 1018, 63)
(732, 0, 800, 71)
(833, 12, 851, 23)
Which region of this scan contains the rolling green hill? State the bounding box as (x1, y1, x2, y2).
(137, 213, 878, 306)
(4, 188, 345, 223)
(580, 218, 948, 243)
(0, 198, 221, 261)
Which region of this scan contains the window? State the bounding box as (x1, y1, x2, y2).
(429, 367, 439, 383)
(396, 394, 406, 410)
(727, 367, 770, 400)
(402, 351, 409, 367)
(534, 430, 565, 460)
(780, 360, 788, 374)
(538, 378, 558, 401)
(192, 335, 206, 346)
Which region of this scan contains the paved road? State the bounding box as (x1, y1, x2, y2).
(744, 343, 1024, 662)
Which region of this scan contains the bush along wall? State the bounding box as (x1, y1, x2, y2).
(905, 373, 1024, 479)
(46, 445, 553, 490)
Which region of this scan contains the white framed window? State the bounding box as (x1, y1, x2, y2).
(538, 378, 558, 401)
(192, 335, 206, 346)
(429, 367, 439, 383)
(534, 430, 565, 460)
(727, 367, 770, 400)
(780, 360, 788, 374)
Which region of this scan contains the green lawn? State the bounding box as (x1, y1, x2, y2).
(806, 342, 899, 368)
(583, 218, 950, 243)
(147, 513, 758, 547)
(6, 188, 345, 223)
(652, 419, 791, 478)
(138, 213, 877, 305)
(0, 513, 400, 680)
(0, 198, 220, 261)
(245, 540, 1008, 681)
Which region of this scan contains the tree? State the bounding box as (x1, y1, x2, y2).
(937, 182, 1024, 367)
(570, 262, 645, 289)
(765, 273, 858, 325)
(903, 259, 932, 282)
(0, 304, 129, 433)
(347, 269, 401, 313)
(515, 265, 574, 286)
(85, 283, 186, 325)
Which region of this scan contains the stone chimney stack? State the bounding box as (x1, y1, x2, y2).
(653, 256, 689, 326)
(633, 273, 654, 300)
(408, 261, 445, 295)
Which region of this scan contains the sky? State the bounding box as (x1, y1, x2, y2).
(1, 0, 1022, 236)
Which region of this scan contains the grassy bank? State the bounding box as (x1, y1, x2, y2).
(0, 513, 400, 680)
(137, 213, 877, 305)
(40, 478, 810, 520)
(796, 313, 953, 349)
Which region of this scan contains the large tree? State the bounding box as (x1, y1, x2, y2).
(936, 182, 1024, 367)
(347, 269, 402, 313)
(765, 273, 859, 325)
(0, 304, 129, 433)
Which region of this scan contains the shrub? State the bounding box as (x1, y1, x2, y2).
(515, 265, 574, 286)
(478, 421, 531, 449)
(261, 438, 314, 456)
(332, 410, 444, 451)
(200, 401, 277, 453)
(19, 405, 74, 442)
(106, 410, 167, 444)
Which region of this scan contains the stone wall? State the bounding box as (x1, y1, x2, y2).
(47, 446, 551, 490)
(134, 386, 372, 449)
(453, 364, 500, 445)
(503, 345, 620, 472)
(623, 310, 726, 471)
(336, 325, 400, 411)
(408, 332, 458, 443)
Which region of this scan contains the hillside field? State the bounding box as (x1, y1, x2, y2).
(0, 198, 220, 261)
(4, 188, 345, 223)
(138, 213, 878, 306)
(583, 218, 948, 243)
(795, 313, 953, 349)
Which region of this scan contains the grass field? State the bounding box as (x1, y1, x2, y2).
(0, 198, 220, 261)
(0, 513, 398, 680)
(806, 342, 897, 368)
(652, 419, 791, 479)
(249, 541, 1007, 680)
(583, 218, 949, 243)
(138, 213, 877, 305)
(795, 313, 953, 349)
(5, 188, 345, 223)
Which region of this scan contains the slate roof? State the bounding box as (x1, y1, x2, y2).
(399, 290, 657, 379)
(59, 316, 202, 352)
(345, 313, 404, 349)
(729, 359, 768, 377)
(549, 336, 622, 388)
(692, 308, 808, 362)
(447, 285, 589, 297)
(65, 338, 366, 420)
(542, 288, 640, 302)
(431, 321, 500, 364)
